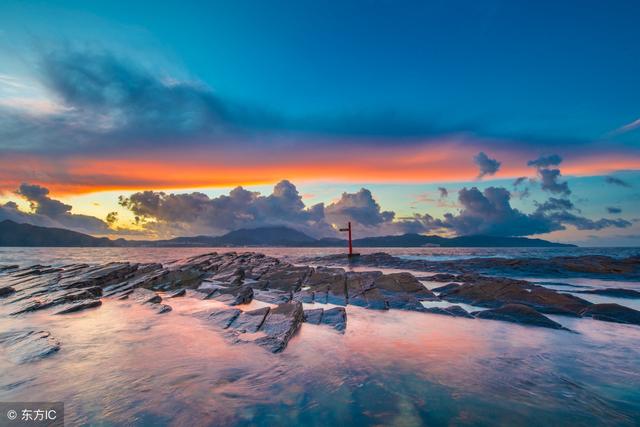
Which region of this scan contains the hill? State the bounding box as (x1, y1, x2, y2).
(0, 221, 575, 248)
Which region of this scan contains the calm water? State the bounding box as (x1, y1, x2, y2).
(1, 247, 639, 426)
(1, 246, 638, 266)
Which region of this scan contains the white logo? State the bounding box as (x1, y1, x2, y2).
(6, 409, 17, 420)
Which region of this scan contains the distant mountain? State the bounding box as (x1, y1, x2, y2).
(0, 220, 575, 248)
(352, 233, 574, 248)
(0, 220, 118, 247)
(141, 226, 318, 247)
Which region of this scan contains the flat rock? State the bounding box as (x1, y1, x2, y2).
(303, 308, 324, 324)
(0, 330, 60, 364)
(208, 308, 242, 329)
(473, 304, 566, 330)
(230, 307, 270, 333)
(374, 273, 436, 299)
(321, 307, 347, 332)
(424, 305, 474, 318)
(580, 303, 640, 326)
(254, 301, 304, 353)
(0, 286, 16, 297)
(55, 299, 102, 315)
(575, 288, 640, 299)
(431, 283, 461, 293)
(440, 277, 591, 315)
(166, 288, 186, 298)
(129, 288, 162, 304)
(154, 304, 173, 314)
(206, 285, 254, 305)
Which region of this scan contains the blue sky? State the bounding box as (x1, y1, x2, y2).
(0, 0, 638, 244)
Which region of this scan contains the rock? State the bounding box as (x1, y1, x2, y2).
(154, 304, 173, 314)
(0, 286, 16, 297)
(129, 288, 162, 304)
(253, 289, 291, 304)
(473, 304, 566, 330)
(579, 303, 640, 326)
(575, 288, 640, 299)
(292, 289, 314, 303)
(431, 283, 461, 293)
(321, 307, 347, 332)
(166, 288, 186, 298)
(230, 307, 270, 333)
(374, 273, 436, 299)
(206, 285, 254, 305)
(55, 299, 102, 314)
(254, 301, 304, 353)
(0, 330, 60, 363)
(423, 305, 474, 318)
(440, 277, 591, 316)
(208, 308, 241, 329)
(303, 308, 324, 324)
(260, 266, 312, 292)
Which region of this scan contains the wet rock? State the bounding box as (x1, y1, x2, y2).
(253, 289, 291, 304)
(321, 307, 347, 332)
(303, 308, 324, 324)
(575, 288, 640, 299)
(154, 304, 173, 314)
(345, 271, 382, 301)
(423, 305, 474, 318)
(292, 289, 314, 303)
(0, 330, 60, 364)
(254, 301, 304, 353)
(260, 266, 312, 292)
(439, 278, 591, 316)
(129, 288, 162, 304)
(0, 286, 16, 297)
(55, 299, 102, 315)
(579, 304, 640, 326)
(210, 267, 245, 285)
(431, 283, 461, 294)
(208, 308, 241, 329)
(473, 304, 566, 330)
(230, 307, 270, 333)
(206, 285, 254, 305)
(373, 273, 436, 299)
(167, 288, 186, 298)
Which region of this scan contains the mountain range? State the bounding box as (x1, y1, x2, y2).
(0, 220, 574, 247)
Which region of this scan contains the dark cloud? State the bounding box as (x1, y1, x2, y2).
(513, 176, 528, 187)
(538, 168, 571, 195)
(474, 152, 501, 179)
(535, 197, 575, 213)
(543, 211, 631, 231)
(119, 180, 333, 238)
(1, 183, 110, 234)
(605, 176, 632, 187)
(432, 187, 560, 236)
(438, 187, 448, 199)
(607, 207, 622, 214)
(527, 154, 563, 169)
(408, 187, 630, 237)
(325, 188, 394, 228)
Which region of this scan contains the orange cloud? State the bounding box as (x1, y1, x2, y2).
(1, 142, 639, 195)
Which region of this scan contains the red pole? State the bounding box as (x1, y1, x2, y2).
(339, 222, 354, 257)
(348, 221, 353, 256)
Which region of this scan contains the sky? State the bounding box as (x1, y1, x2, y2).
(0, 0, 639, 245)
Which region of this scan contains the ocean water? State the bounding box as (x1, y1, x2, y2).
(0, 247, 639, 426)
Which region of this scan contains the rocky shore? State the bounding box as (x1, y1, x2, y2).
(311, 252, 640, 279)
(1, 252, 639, 362)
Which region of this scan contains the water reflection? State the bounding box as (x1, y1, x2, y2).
(1, 293, 639, 426)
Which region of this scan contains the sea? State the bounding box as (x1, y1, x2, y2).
(0, 246, 639, 426)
